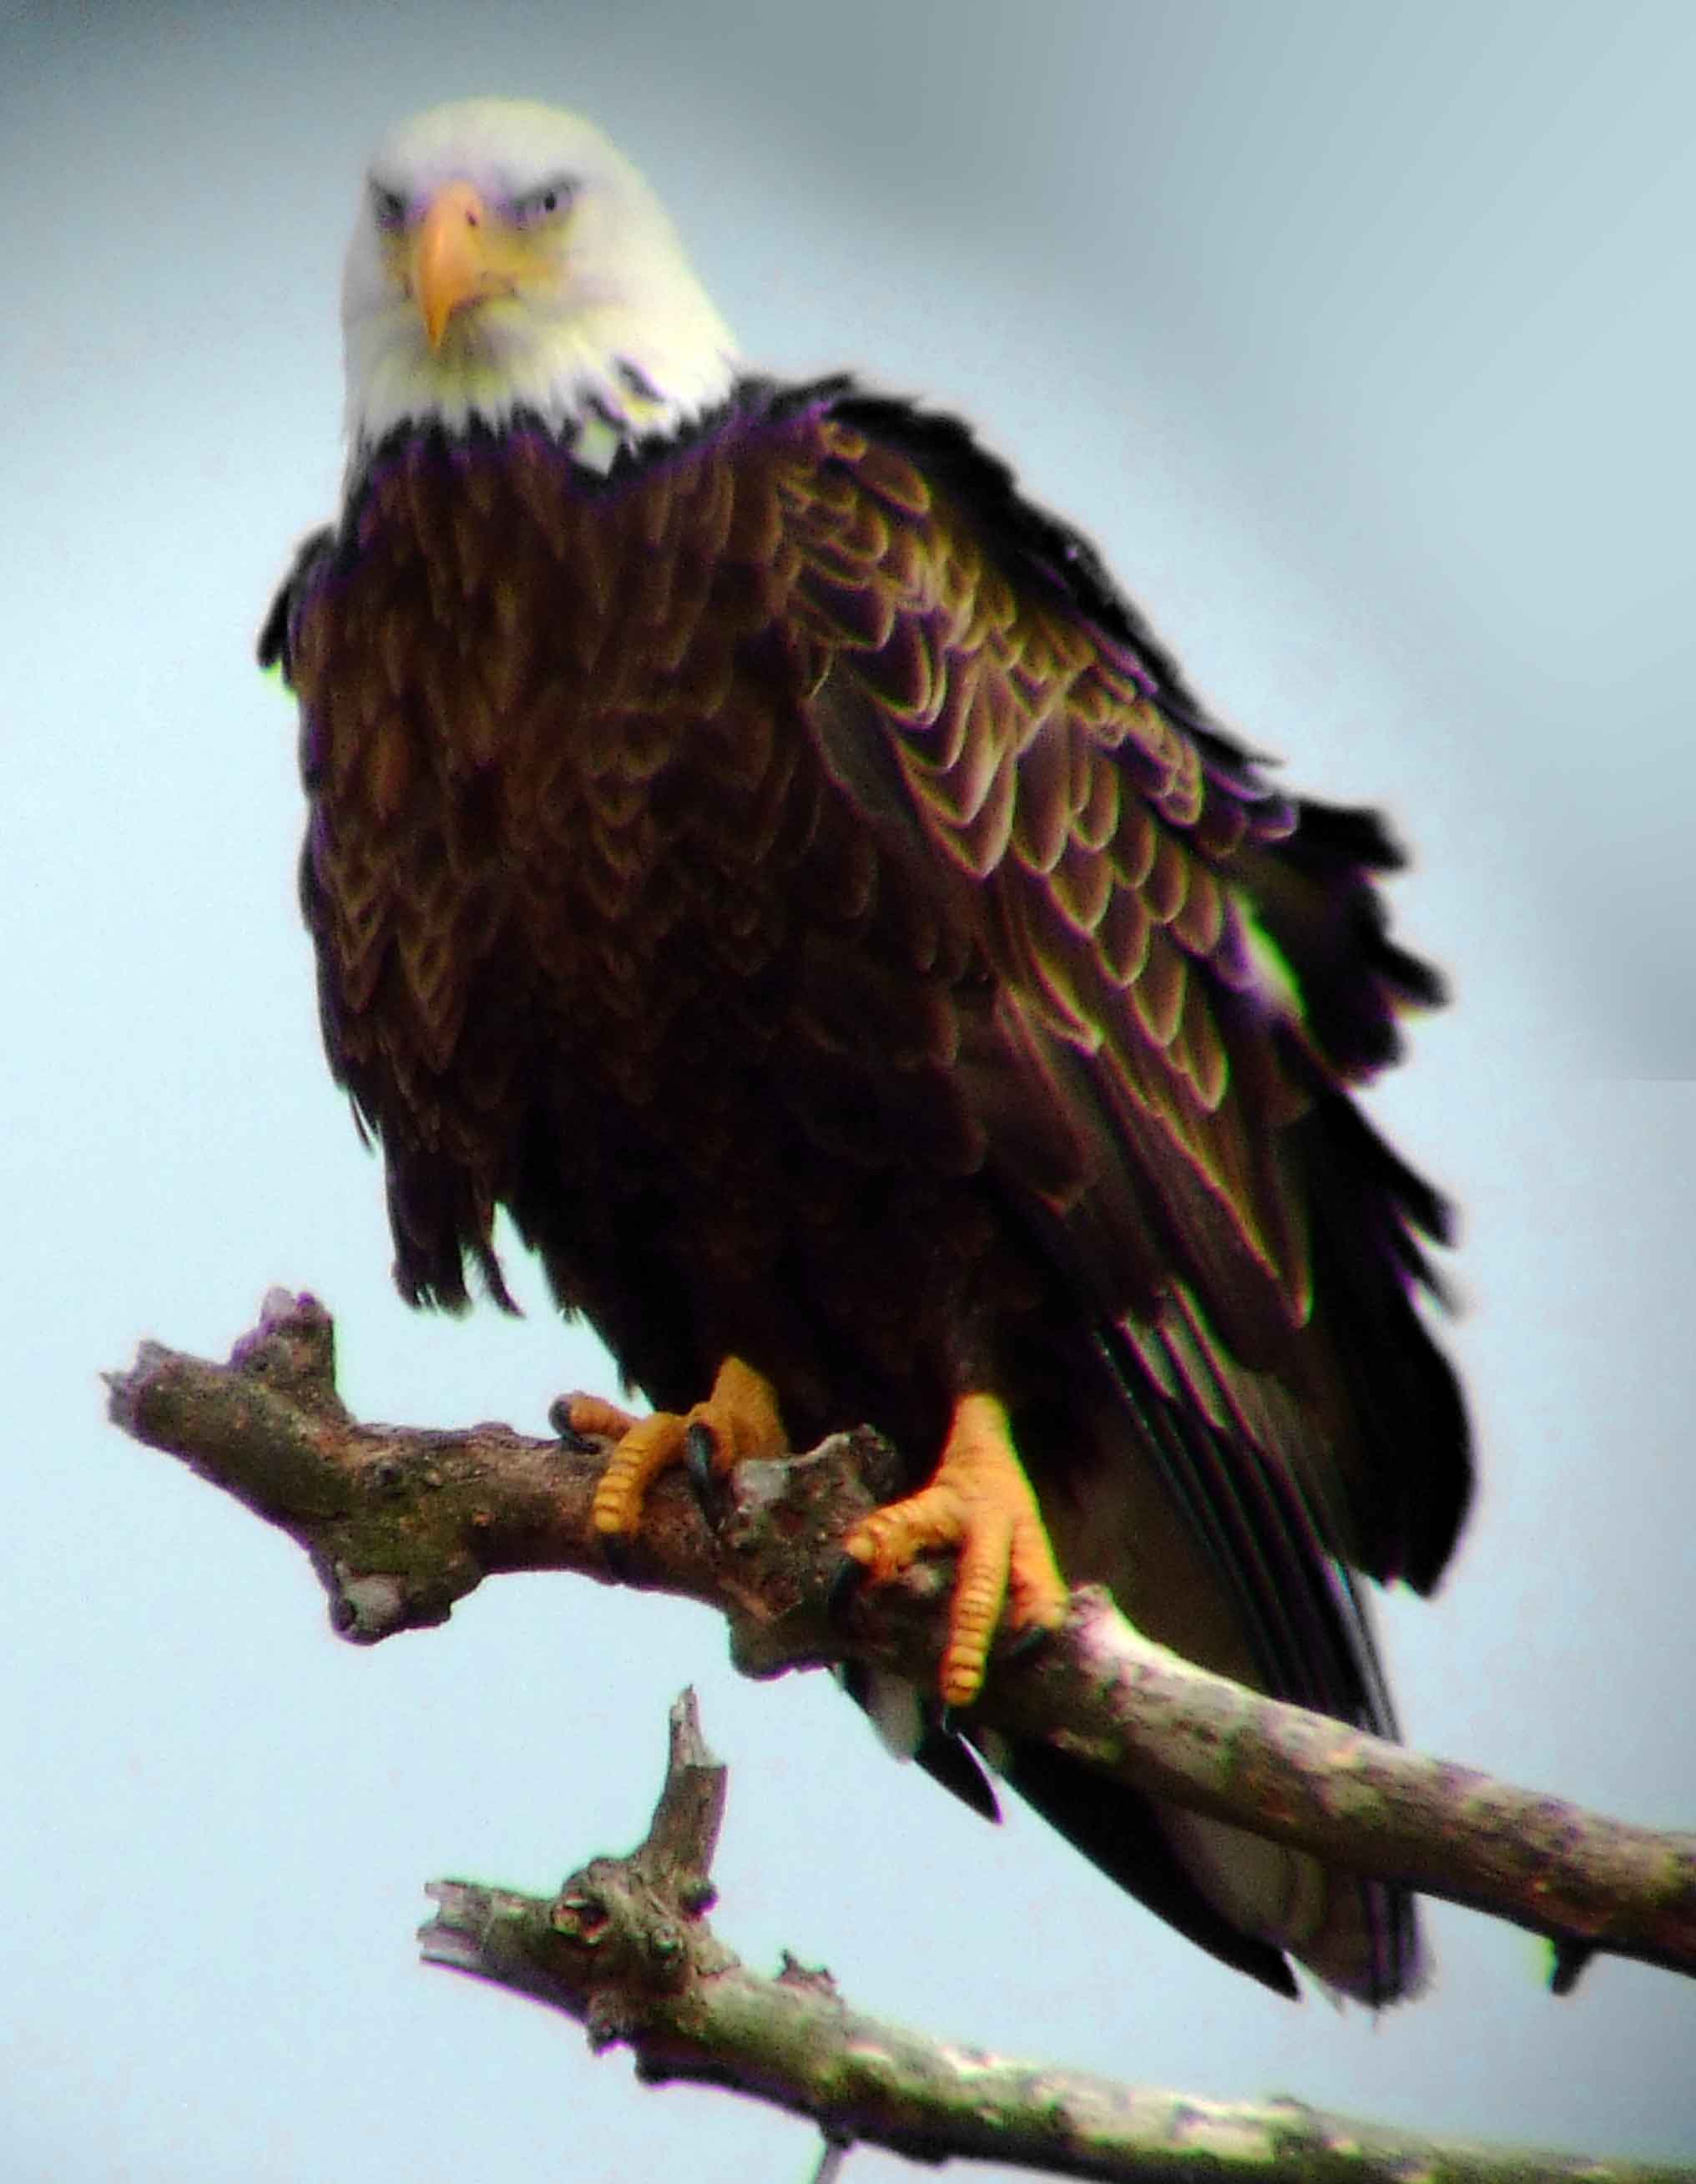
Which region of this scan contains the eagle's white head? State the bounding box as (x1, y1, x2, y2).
(341, 98, 740, 466)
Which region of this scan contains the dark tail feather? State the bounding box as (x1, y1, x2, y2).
(1001, 1740, 1300, 1995)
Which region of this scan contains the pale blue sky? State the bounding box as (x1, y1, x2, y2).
(5, 3, 1693, 2177)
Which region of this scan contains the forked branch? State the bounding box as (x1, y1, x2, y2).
(420, 1691, 1693, 2184)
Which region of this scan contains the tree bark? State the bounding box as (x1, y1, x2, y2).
(419, 1691, 1694, 2184)
(105, 1290, 1696, 1994)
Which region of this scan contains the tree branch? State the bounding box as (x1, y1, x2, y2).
(106, 1291, 1696, 1992)
(417, 1691, 1693, 2184)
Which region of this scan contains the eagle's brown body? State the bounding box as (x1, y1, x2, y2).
(265, 377, 1471, 1999)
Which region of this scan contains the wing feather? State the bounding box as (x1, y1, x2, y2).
(776, 391, 1470, 1604)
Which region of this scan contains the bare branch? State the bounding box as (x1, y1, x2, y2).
(107, 1292, 1696, 1988)
(418, 1693, 1695, 2184)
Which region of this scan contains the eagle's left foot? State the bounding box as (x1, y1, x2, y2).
(568, 1357, 788, 1544)
(841, 1392, 1069, 1708)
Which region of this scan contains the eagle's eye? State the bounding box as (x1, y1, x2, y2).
(370, 181, 407, 231)
(512, 176, 577, 227)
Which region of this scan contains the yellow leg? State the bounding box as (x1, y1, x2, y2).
(841, 1392, 1069, 1707)
(564, 1357, 788, 1541)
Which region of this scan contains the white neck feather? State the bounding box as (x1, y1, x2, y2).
(343, 282, 739, 470)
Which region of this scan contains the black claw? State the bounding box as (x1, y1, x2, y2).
(684, 1420, 721, 1517)
(825, 1553, 868, 1630)
(599, 1528, 634, 1580)
(548, 1397, 595, 1453)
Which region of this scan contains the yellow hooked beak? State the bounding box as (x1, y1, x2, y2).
(410, 180, 543, 350)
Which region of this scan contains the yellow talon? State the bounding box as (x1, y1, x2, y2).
(592, 1411, 690, 1535)
(842, 1391, 1068, 1706)
(568, 1357, 787, 1540)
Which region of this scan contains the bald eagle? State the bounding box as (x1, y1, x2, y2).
(260, 98, 1471, 2004)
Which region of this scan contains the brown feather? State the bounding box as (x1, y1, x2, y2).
(270, 376, 1470, 2005)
